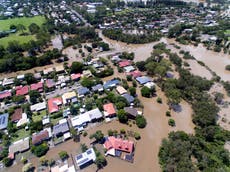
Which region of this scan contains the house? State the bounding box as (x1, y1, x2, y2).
(75, 148, 96, 169)
(77, 87, 90, 98)
(111, 55, 121, 62)
(0, 90, 12, 100)
(136, 76, 152, 85)
(104, 136, 134, 154)
(30, 102, 46, 112)
(17, 74, 25, 80)
(55, 65, 65, 73)
(103, 103, 116, 118)
(124, 107, 138, 119)
(71, 108, 103, 131)
(48, 97, 62, 114)
(53, 119, 69, 137)
(30, 82, 43, 92)
(62, 91, 77, 104)
(16, 86, 29, 96)
(42, 116, 50, 125)
(82, 70, 92, 78)
(124, 66, 135, 73)
(0, 113, 9, 130)
(119, 60, 131, 68)
(32, 128, 51, 145)
(51, 164, 76, 172)
(122, 93, 135, 104)
(104, 79, 120, 90)
(46, 79, 56, 89)
(92, 84, 104, 93)
(128, 70, 142, 78)
(2, 78, 14, 86)
(144, 81, 155, 89)
(8, 137, 30, 159)
(11, 108, 23, 124)
(71, 73, 81, 81)
(116, 86, 127, 95)
(34, 73, 42, 80)
(43, 67, 54, 75)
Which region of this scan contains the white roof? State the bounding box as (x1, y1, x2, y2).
(16, 113, 29, 127)
(144, 81, 155, 89)
(64, 132, 71, 140)
(30, 102, 46, 111)
(124, 65, 135, 72)
(75, 148, 96, 167)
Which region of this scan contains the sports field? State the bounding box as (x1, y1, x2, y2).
(0, 16, 46, 47)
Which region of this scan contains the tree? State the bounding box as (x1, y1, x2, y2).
(58, 151, 69, 160)
(81, 143, 88, 152)
(29, 90, 41, 104)
(70, 62, 83, 73)
(39, 156, 48, 166)
(136, 61, 146, 71)
(31, 142, 49, 157)
(168, 119, 175, 126)
(225, 65, 230, 71)
(90, 130, 104, 142)
(70, 127, 80, 142)
(29, 23, 40, 34)
(136, 115, 147, 128)
(117, 109, 128, 123)
(141, 86, 151, 98)
(95, 155, 107, 169)
(81, 77, 95, 88)
(24, 73, 36, 84)
(22, 163, 34, 172)
(165, 89, 181, 106)
(2, 157, 13, 167)
(129, 87, 136, 96)
(17, 24, 26, 34)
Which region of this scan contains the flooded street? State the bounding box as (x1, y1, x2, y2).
(51, 35, 63, 50)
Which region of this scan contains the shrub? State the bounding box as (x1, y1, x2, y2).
(168, 119, 175, 126)
(225, 65, 230, 71)
(134, 132, 141, 140)
(83, 131, 88, 137)
(136, 115, 147, 128)
(58, 151, 69, 160)
(157, 97, 162, 103)
(117, 109, 128, 123)
(31, 142, 49, 157)
(120, 129, 126, 134)
(141, 86, 151, 98)
(166, 111, 171, 117)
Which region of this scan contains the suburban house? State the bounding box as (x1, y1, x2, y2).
(116, 86, 127, 95)
(2, 78, 14, 86)
(71, 73, 81, 81)
(0, 90, 12, 100)
(119, 60, 131, 68)
(34, 73, 42, 80)
(8, 137, 30, 159)
(0, 113, 9, 130)
(103, 103, 116, 118)
(82, 70, 92, 78)
(30, 82, 43, 92)
(30, 102, 47, 112)
(48, 97, 62, 114)
(43, 67, 54, 75)
(123, 66, 135, 73)
(122, 93, 135, 104)
(104, 79, 120, 90)
(75, 148, 96, 169)
(46, 79, 56, 89)
(71, 108, 103, 131)
(144, 81, 155, 89)
(11, 108, 23, 123)
(53, 119, 70, 137)
(77, 87, 90, 98)
(124, 107, 138, 119)
(62, 91, 77, 104)
(32, 128, 51, 145)
(16, 85, 29, 96)
(136, 76, 152, 85)
(128, 70, 142, 78)
(92, 84, 104, 93)
(55, 65, 65, 74)
(104, 136, 134, 154)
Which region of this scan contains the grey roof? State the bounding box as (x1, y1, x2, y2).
(104, 79, 120, 89)
(136, 76, 152, 85)
(124, 107, 138, 118)
(122, 94, 135, 104)
(92, 84, 103, 92)
(53, 122, 69, 136)
(0, 113, 9, 130)
(87, 108, 103, 120)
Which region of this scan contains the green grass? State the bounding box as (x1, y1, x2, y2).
(0, 16, 46, 31)
(32, 110, 47, 122)
(11, 128, 30, 142)
(0, 16, 46, 47)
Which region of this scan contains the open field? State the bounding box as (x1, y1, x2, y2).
(0, 16, 46, 47)
(0, 16, 46, 31)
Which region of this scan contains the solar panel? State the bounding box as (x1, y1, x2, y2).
(2, 116, 5, 124)
(86, 149, 92, 155)
(79, 158, 89, 165)
(76, 154, 83, 160)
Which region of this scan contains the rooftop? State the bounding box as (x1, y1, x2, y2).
(48, 97, 62, 114)
(0, 113, 9, 130)
(103, 103, 116, 117)
(75, 148, 96, 168)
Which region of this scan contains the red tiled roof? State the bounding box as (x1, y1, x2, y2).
(16, 86, 29, 96)
(46, 79, 55, 88)
(30, 82, 43, 92)
(48, 97, 62, 113)
(11, 108, 22, 122)
(128, 70, 142, 78)
(119, 60, 131, 68)
(104, 136, 134, 153)
(0, 91, 12, 99)
(71, 73, 81, 81)
(32, 130, 49, 145)
(103, 103, 116, 116)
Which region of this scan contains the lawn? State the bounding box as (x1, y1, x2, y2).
(0, 16, 46, 31)
(11, 128, 30, 142)
(0, 16, 46, 47)
(32, 110, 47, 122)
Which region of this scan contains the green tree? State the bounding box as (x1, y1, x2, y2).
(17, 24, 26, 34)
(22, 163, 34, 172)
(70, 62, 83, 73)
(117, 109, 128, 123)
(31, 142, 49, 157)
(136, 115, 147, 128)
(141, 86, 151, 98)
(58, 151, 69, 160)
(81, 143, 88, 152)
(29, 23, 40, 34)
(129, 87, 136, 96)
(90, 130, 104, 142)
(29, 90, 41, 104)
(2, 157, 13, 167)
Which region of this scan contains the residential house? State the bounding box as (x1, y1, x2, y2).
(53, 119, 69, 137)
(103, 103, 116, 118)
(122, 93, 135, 104)
(123, 66, 135, 73)
(32, 128, 51, 145)
(119, 60, 131, 68)
(71, 73, 81, 81)
(116, 86, 127, 95)
(16, 85, 29, 96)
(136, 76, 152, 85)
(30, 102, 46, 112)
(77, 87, 90, 98)
(62, 91, 77, 104)
(0, 113, 9, 130)
(82, 70, 92, 78)
(55, 65, 65, 74)
(16, 74, 25, 80)
(124, 107, 138, 119)
(0, 90, 12, 100)
(104, 79, 120, 90)
(144, 81, 155, 89)
(8, 137, 30, 159)
(75, 148, 96, 169)
(11, 108, 23, 123)
(128, 70, 142, 78)
(46, 79, 56, 89)
(34, 73, 42, 80)
(2, 78, 14, 86)
(30, 82, 43, 92)
(92, 84, 104, 93)
(48, 97, 62, 114)
(43, 67, 54, 75)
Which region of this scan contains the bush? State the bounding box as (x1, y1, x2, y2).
(31, 142, 49, 157)
(126, 75, 132, 81)
(83, 131, 88, 137)
(120, 129, 126, 134)
(134, 132, 141, 140)
(108, 129, 114, 136)
(81, 144, 88, 152)
(225, 65, 230, 71)
(117, 109, 128, 123)
(166, 111, 171, 117)
(39, 156, 48, 166)
(22, 163, 34, 172)
(58, 151, 69, 160)
(168, 119, 175, 126)
(2, 157, 13, 167)
(157, 97, 162, 103)
(136, 115, 147, 128)
(21, 158, 28, 164)
(141, 86, 151, 98)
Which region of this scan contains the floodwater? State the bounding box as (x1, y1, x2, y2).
(51, 35, 63, 50)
